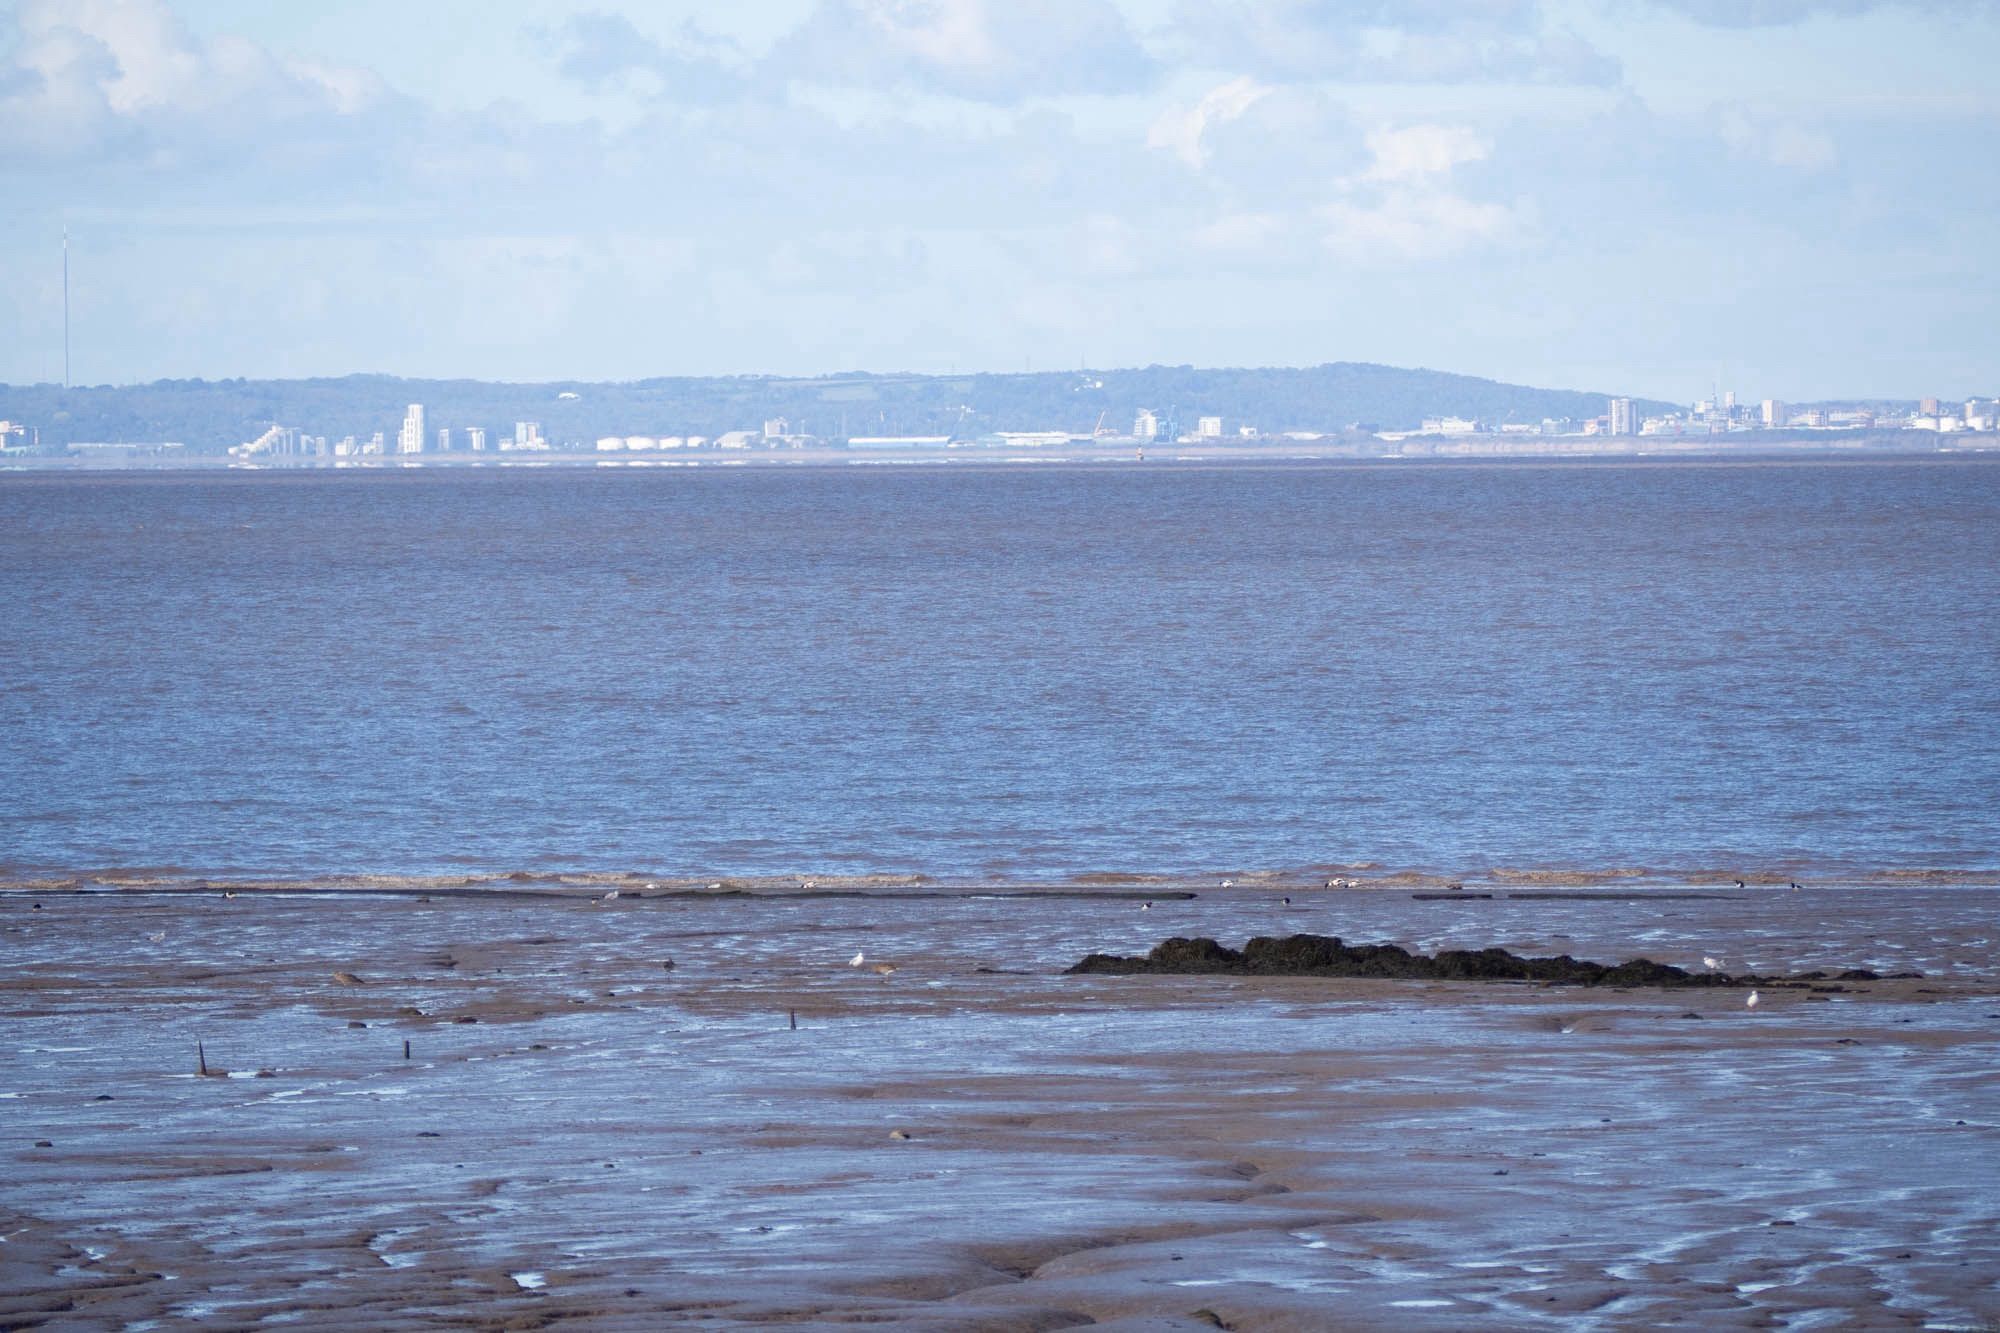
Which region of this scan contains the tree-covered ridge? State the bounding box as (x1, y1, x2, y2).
(1, 363, 1673, 453)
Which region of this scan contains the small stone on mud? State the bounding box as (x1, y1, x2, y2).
(454, 1016, 478, 1024)
(348, 1020, 367, 1029)
(93, 1094, 113, 1101)
(33, 1139, 53, 1148)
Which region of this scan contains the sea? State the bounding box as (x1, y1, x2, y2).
(2, 457, 1996, 882)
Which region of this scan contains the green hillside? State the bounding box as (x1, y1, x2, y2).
(0, 363, 1670, 453)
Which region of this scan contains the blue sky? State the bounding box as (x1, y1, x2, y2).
(1, 0, 1994, 400)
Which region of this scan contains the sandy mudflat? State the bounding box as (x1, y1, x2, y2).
(2, 878, 1997, 1330)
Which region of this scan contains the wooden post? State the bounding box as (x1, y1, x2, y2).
(197, 1041, 208, 1076)
(789, 1010, 797, 1031)
(403, 1039, 411, 1061)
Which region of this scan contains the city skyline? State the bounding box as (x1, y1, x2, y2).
(1, 1, 1996, 400)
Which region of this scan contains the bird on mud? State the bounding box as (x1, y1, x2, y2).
(849, 951, 866, 967)
(1746, 990, 1761, 1009)
(1703, 956, 1722, 971)
(871, 963, 898, 979)
(148, 930, 167, 943)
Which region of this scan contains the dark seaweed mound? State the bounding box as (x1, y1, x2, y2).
(1067, 934, 1889, 988)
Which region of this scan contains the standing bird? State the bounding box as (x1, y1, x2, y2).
(1703, 956, 1722, 971)
(871, 963, 898, 979)
(1746, 990, 1761, 1009)
(1733, 879, 1746, 889)
(849, 951, 865, 967)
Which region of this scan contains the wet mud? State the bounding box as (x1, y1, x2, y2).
(2, 879, 1997, 1329)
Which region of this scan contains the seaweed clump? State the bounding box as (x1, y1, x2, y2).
(1066, 934, 1887, 988)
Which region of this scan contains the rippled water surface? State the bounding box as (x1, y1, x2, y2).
(2, 460, 1996, 877)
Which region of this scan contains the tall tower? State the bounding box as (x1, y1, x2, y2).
(62, 226, 70, 390)
(1608, 397, 1635, 437)
(398, 404, 426, 454)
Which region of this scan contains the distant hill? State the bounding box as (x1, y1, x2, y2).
(0, 364, 1672, 453)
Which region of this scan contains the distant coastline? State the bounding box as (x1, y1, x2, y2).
(5, 430, 1993, 471)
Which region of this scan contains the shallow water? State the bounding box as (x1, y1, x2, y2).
(3, 459, 1997, 879)
(3, 885, 1997, 1327)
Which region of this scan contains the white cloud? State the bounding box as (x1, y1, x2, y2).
(1319, 189, 1520, 259)
(1718, 109, 1837, 170)
(0, 0, 390, 163)
(1170, 0, 1621, 85)
(1146, 76, 1271, 169)
(769, 0, 1155, 102)
(1321, 122, 1523, 260)
(549, 13, 746, 103)
(1359, 124, 1492, 182)
(1191, 211, 1289, 252)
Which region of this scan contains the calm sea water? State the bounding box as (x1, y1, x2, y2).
(2, 460, 1996, 879)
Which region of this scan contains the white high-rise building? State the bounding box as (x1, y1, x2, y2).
(1197, 415, 1223, 438)
(1134, 409, 1160, 440)
(1762, 399, 1787, 428)
(467, 427, 486, 452)
(437, 428, 451, 453)
(397, 404, 426, 454)
(1608, 397, 1635, 437)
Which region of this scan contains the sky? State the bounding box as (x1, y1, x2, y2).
(1, 0, 1995, 401)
